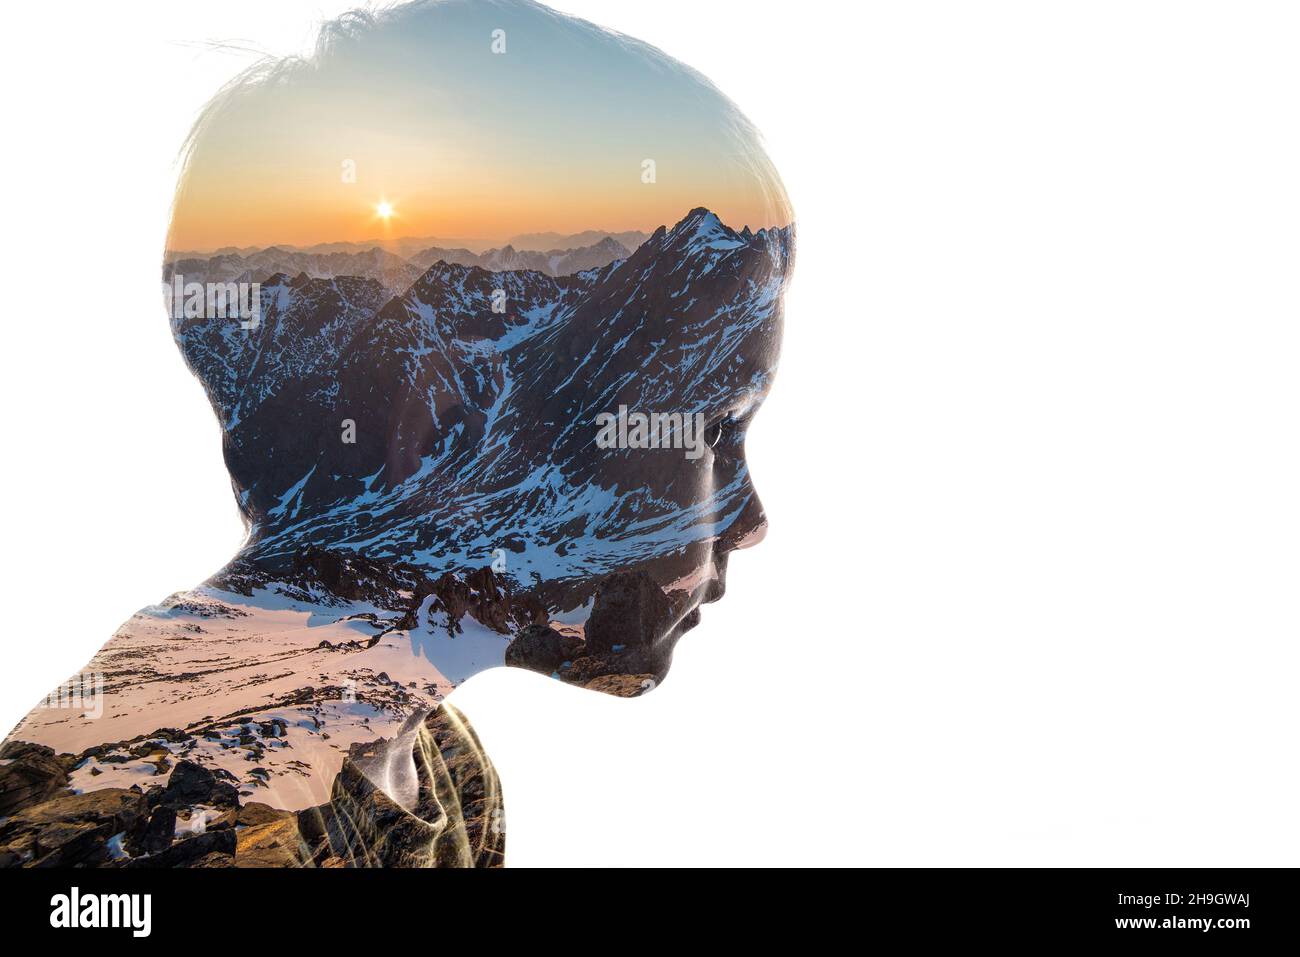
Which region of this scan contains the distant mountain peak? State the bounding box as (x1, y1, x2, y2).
(662, 207, 743, 254)
(681, 205, 717, 222)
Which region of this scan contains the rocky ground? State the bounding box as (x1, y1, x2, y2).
(0, 702, 502, 868)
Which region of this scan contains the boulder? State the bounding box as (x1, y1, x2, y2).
(584, 571, 673, 655)
(504, 624, 581, 674)
(128, 806, 177, 856)
(2, 787, 147, 833)
(0, 742, 70, 815)
(161, 760, 219, 807)
(210, 781, 241, 808)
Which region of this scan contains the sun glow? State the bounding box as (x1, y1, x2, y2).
(375, 200, 394, 220)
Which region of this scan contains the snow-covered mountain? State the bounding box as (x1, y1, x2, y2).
(172, 209, 793, 612)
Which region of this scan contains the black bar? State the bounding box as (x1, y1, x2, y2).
(0, 867, 1287, 944)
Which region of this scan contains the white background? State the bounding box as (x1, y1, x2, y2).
(1, 1, 1297, 866)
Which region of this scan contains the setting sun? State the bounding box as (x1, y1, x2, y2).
(375, 200, 394, 220)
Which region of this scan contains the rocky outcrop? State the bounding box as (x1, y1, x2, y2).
(394, 565, 546, 636)
(294, 547, 412, 604)
(0, 741, 73, 816)
(584, 571, 674, 656)
(505, 570, 676, 687)
(0, 788, 148, 868)
(504, 623, 584, 674)
(126, 828, 237, 869)
(215, 550, 547, 643)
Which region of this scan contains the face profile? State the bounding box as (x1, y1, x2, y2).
(0, 0, 793, 868)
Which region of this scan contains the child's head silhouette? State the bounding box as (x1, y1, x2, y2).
(167, 0, 795, 690)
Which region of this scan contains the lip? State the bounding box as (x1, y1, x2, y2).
(649, 548, 732, 657)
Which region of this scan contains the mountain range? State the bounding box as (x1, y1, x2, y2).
(171, 208, 793, 612)
(169, 228, 651, 264)
(166, 236, 639, 296)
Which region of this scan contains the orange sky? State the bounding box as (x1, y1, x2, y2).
(166, 1, 789, 252)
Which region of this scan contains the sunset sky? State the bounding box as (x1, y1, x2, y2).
(168, 0, 789, 251)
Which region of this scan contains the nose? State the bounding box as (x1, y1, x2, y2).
(734, 519, 767, 549)
(716, 483, 767, 555)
